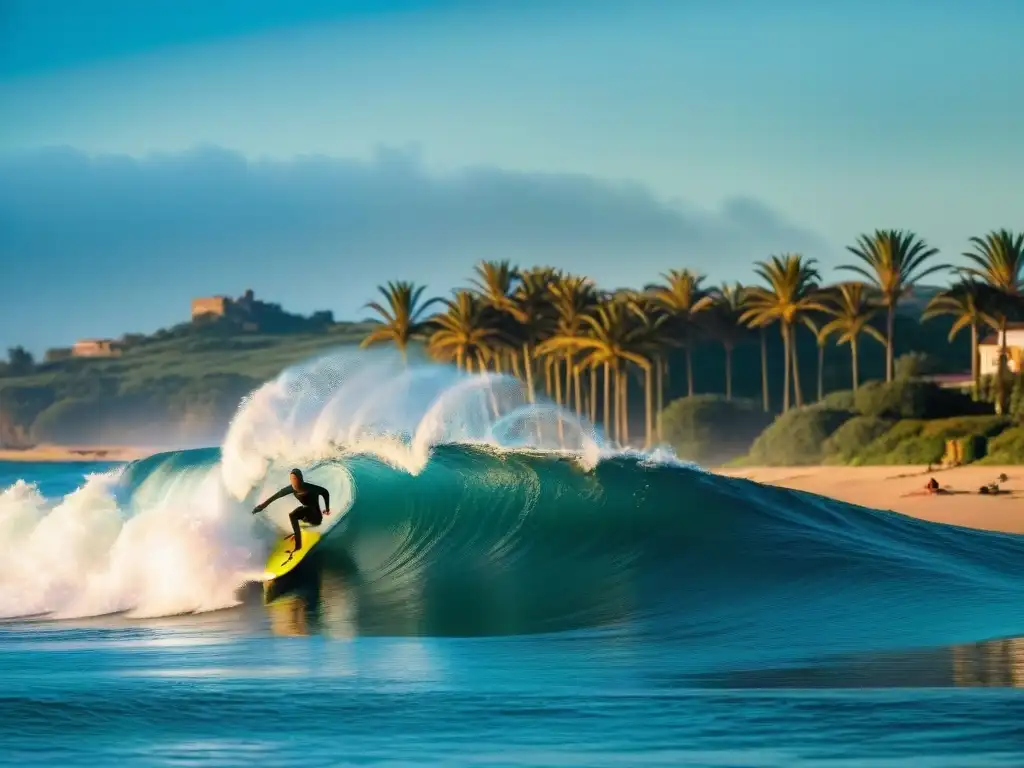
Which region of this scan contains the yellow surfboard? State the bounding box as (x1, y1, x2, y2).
(263, 530, 322, 581)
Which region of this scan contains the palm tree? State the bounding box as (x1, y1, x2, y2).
(842, 229, 946, 382)
(818, 282, 885, 392)
(740, 254, 826, 411)
(547, 274, 597, 416)
(648, 269, 715, 397)
(708, 283, 748, 401)
(361, 281, 441, 363)
(960, 230, 1024, 413)
(802, 316, 831, 402)
(921, 279, 996, 400)
(427, 290, 502, 372)
(543, 299, 658, 446)
(470, 260, 521, 375)
(509, 267, 558, 402)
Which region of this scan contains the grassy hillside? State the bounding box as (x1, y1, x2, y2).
(0, 323, 375, 447)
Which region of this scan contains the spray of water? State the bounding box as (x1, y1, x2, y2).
(0, 347, 640, 620)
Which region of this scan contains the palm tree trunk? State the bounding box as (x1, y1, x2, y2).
(603, 361, 611, 438)
(521, 344, 535, 402)
(885, 304, 895, 382)
(790, 325, 804, 407)
(478, 352, 501, 419)
(644, 364, 653, 449)
(457, 348, 465, 372)
(553, 357, 563, 406)
(573, 362, 583, 418)
(997, 317, 1008, 415)
(399, 343, 408, 366)
(971, 321, 980, 400)
(851, 338, 860, 391)
(553, 358, 565, 444)
(510, 351, 521, 381)
(685, 346, 695, 396)
(724, 344, 733, 400)
(565, 355, 576, 412)
(655, 357, 665, 439)
(590, 367, 598, 424)
(620, 369, 629, 446)
(782, 324, 791, 412)
(611, 365, 621, 444)
(544, 359, 552, 399)
(817, 343, 824, 402)
(760, 328, 769, 412)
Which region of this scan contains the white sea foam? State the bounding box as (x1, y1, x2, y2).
(0, 346, 678, 620)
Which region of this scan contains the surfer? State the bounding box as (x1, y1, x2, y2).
(252, 468, 331, 553)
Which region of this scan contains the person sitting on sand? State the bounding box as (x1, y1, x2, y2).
(902, 477, 947, 497)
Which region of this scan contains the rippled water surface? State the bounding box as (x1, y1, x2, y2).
(3, 354, 1024, 767)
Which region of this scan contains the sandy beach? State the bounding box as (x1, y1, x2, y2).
(0, 445, 154, 463)
(717, 464, 1024, 534)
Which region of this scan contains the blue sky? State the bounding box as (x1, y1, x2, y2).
(1, 0, 1021, 353)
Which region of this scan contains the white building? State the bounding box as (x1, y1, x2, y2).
(979, 326, 1024, 375)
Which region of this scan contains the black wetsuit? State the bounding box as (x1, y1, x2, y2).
(253, 483, 330, 551)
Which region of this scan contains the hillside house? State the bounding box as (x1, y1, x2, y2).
(979, 326, 1024, 375)
(191, 295, 231, 320)
(72, 339, 119, 358)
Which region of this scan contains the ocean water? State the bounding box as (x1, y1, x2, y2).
(3, 350, 1024, 767)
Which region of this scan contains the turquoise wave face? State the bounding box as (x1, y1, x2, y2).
(11, 349, 1024, 670)
(115, 441, 1024, 669)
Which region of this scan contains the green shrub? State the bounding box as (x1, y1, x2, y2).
(746, 406, 855, 466)
(855, 415, 1010, 465)
(894, 351, 940, 380)
(854, 379, 979, 420)
(977, 427, 1024, 465)
(821, 389, 857, 411)
(880, 434, 947, 465)
(658, 395, 771, 466)
(822, 416, 896, 464)
(854, 420, 926, 464)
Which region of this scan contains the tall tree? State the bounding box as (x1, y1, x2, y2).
(960, 230, 1024, 413)
(470, 260, 521, 375)
(509, 267, 558, 402)
(361, 281, 441, 363)
(921, 279, 996, 400)
(842, 229, 946, 382)
(544, 299, 658, 446)
(740, 254, 825, 412)
(427, 291, 502, 372)
(648, 269, 714, 397)
(708, 283, 748, 401)
(547, 274, 597, 416)
(818, 282, 886, 392)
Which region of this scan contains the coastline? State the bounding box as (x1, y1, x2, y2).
(715, 464, 1024, 535)
(0, 445, 154, 463)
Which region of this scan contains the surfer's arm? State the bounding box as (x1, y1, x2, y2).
(252, 486, 292, 514)
(309, 483, 330, 513)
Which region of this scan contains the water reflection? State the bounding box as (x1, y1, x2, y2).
(264, 566, 359, 638)
(952, 637, 1024, 687)
(693, 635, 1024, 689)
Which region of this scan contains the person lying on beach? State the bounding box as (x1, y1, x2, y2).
(978, 473, 1010, 495)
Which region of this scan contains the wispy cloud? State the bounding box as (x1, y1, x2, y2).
(0, 146, 830, 350)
